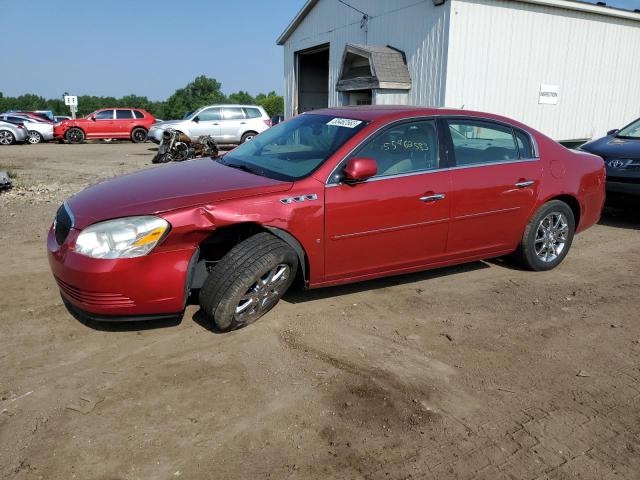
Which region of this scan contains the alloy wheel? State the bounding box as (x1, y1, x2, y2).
(235, 264, 291, 323)
(67, 129, 83, 143)
(28, 131, 41, 144)
(133, 129, 147, 142)
(534, 211, 569, 263)
(0, 131, 14, 145)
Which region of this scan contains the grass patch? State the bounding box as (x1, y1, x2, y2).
(0, 165, 18, 179)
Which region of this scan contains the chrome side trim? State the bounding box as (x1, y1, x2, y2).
(453, 206, 521, 221)
(325, 114, 540, 185)
(332, 217, 449, 240)
(280, 193, 318, 205)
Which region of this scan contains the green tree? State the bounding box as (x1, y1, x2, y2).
(227, 90, 255, 105)
(162, 75, 225, 119)
(255, 91, 284, 117)
(0, 76, 284, 119)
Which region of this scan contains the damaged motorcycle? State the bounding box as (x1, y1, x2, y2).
(152, 129, 219, 164)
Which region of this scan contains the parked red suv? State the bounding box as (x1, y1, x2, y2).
(48, 106, 605, 332)
(54, 108, 155, 143)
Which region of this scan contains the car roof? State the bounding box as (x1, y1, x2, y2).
(200, 104, 265, 109)
(306, 105, 529, 128)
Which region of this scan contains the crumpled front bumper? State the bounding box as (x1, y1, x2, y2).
(47, 226, 196, 320)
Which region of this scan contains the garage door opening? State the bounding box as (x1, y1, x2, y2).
(296, 44, 329, 114)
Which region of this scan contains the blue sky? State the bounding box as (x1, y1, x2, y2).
(1, 0, 305, 100)
(1, 0, 637, 100)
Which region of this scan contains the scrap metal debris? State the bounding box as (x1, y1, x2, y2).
(0, 171, 12, 191)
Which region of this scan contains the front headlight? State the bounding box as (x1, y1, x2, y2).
(74, 216, 170, 259)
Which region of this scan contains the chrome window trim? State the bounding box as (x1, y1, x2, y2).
(325, 157, 540, 188)
(325, 114, 540, 186)
(441, 114, 539, 159)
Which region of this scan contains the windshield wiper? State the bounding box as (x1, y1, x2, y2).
(219, 159, 265, 176)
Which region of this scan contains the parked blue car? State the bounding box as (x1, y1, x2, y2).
(581, 118, 640, 196)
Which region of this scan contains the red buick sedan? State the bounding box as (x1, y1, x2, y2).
(48, 106, 605, 331)
(54, 108, 155, 143)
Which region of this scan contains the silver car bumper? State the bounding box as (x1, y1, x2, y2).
(15, 128, 28, 142)
(147, 127, 163, 144)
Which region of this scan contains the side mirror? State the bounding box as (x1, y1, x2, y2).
(607, 129, 619, 136)
(343, 157, 377, 183)
(89, 116, 96, 121)
(192, 116, 200, 123)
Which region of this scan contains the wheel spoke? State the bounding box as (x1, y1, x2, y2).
(534, 211, 569, 263)
(234, 264, 291, 323)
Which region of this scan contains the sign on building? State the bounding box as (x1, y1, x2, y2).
(539, 84, 559, 105)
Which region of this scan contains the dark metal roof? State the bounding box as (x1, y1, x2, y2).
(337, 44, 411, 91)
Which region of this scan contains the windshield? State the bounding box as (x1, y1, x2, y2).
(183, 111, 194, 120)
(219, 113, 368, 181)
(617, 118, 640, 139)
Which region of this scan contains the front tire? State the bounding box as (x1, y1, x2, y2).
(131, 127, 148, 143)
(199, 233, 298, 332)
(65, 128, 85, 144)
(514, 200, 575, 271)
(27, 131, 43, 144)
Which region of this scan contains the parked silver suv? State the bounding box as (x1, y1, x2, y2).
(148, 105, 271, 145)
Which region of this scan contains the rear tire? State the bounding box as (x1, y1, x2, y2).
(0, 130, 16, 145)
(131, 127, 148, 143)
(513, 200, 575, 271)
(65, 128, 85, 144)
(199, 232, 298, 332)
(27, 131, 43, 144)
(240, 131, 258, 143)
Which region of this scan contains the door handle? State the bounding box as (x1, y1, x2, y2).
(240, 122, 246, 124)
(514, 180, 535, 188)
(419, 193, 446, 202)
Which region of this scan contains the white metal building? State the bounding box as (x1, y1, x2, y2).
(277, 0, 640, 142)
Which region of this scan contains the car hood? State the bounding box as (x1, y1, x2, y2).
(581, 135, 640, 159)
(152, 119, 184, 128)
(67, 158, 293, 228)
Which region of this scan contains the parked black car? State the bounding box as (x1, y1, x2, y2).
(270, 114, 285, 126)
(581, 117, 640, 196)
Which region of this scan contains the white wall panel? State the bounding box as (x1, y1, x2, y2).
(374, 89, 410, 105)
(446, 0, 640, 140)
(282, 0, 450, 117)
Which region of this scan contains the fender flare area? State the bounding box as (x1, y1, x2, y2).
(265, 226, 308, 283)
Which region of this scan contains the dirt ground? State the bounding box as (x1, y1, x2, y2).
(0, 142, 639, 480)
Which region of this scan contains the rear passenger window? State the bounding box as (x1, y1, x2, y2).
(448, 120, 518, 166)
(116, 110, 134, 119)
(353, 120, 440, 178)
(223, 108, 245, 120)
(243, 108, 262, 118)
(515, 129, 535, 159)
(133, 110, 144, 119)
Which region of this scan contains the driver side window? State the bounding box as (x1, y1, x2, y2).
(353, 119, 440, 178)
(95, 110, 114, 120)
(198, 108, 221, 121)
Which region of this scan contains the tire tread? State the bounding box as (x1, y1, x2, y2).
(199, 233, 296, 330)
